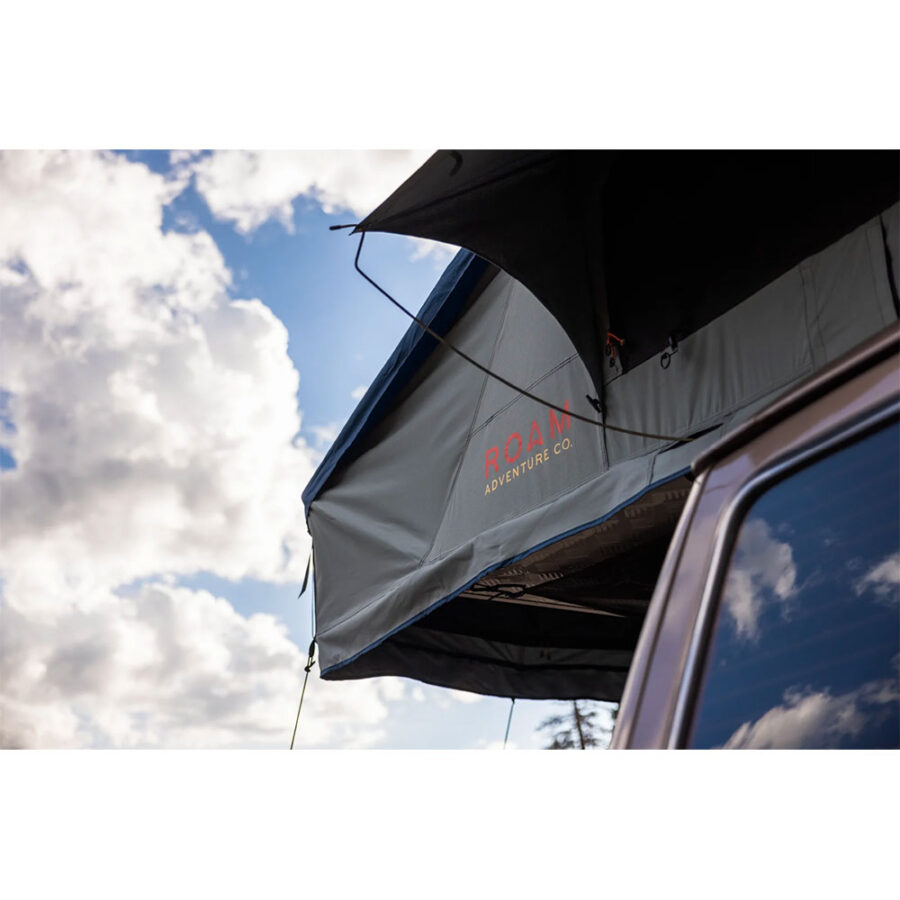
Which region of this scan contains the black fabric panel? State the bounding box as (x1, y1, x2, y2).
(322, 636, 631, 702)
(602, 151, 900, 367)
(418, 594, 645, 650)
(358, 151, 613, 396)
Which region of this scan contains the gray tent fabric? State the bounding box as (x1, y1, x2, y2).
(322, 474, 693, 700)
(307, 202, 898, 701)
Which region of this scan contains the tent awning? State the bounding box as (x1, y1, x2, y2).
(356, 150, 899, 395)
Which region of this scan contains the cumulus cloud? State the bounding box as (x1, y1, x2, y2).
(186, 149, 428, 233)
(722, 518, 798, 641)
(407, 236, 458, 266)
(854, 551, 900, 604)
(350, 384, 368, 402)
(0, 150, 403, 747)
(722, 678, 900, 749)
(184, 150, 457, 263)
(308, 422, 343, 460)
(0, 150, 312, 598)
(444, 688, 483, 706)
(0, 582, 407, 748)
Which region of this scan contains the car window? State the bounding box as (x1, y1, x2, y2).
(689, 419, 899, 749)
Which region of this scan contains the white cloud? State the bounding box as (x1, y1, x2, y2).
(0, 150, 404, 747)
(308, 421, 342, 459)
(854, 551, 900, 604)
(0, 150, 312, 598)
(184, 150, 458, 264)
(407, 236, 458, 266)
(185, 150, 433, 234)
(722, 678, 899, 749)
(350, 384, 368, 402)
(169, 149, 204, 167)
(0, 582, 407, 749)
(722, 518, 797, 641)
(444, 688, 483, 705)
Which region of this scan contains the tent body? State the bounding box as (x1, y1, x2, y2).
(305, 196, 899, 701)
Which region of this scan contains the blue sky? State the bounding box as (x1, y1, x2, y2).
(131, 150, 441, 436)
(0, 149, 613, 749)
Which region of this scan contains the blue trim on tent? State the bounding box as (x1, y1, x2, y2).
(302, 249, 490, 514)
(320, 466, 692, 677)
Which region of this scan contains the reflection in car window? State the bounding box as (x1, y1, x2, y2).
(690, 421, 899, 749)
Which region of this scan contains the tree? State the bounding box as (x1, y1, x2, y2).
(538, 700, 617, 749)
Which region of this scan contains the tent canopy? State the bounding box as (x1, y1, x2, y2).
(305, 151, 899, 702)
(356, 150, 899, 396)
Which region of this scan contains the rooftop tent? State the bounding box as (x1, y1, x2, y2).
(304, 150, 899, 702)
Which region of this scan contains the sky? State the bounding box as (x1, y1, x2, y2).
(0, 149, 615, 749)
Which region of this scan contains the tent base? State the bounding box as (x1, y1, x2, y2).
(321, 475, 692, 701)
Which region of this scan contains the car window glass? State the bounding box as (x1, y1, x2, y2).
(689, 420, 899, 749)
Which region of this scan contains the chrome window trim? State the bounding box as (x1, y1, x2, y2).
(667, 398, 900, 749)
